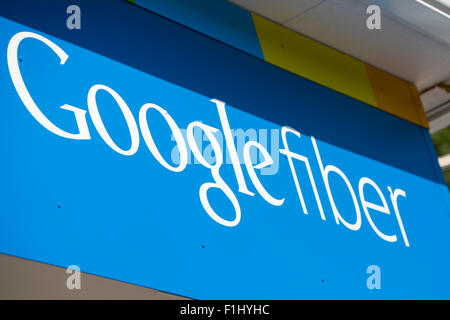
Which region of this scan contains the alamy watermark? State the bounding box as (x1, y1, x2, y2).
(66, 5, 81, 30)
(170, 125, 281, 175)
(366, 5, 381, 30)
(366, 264, 381, 290)
(66, 265, 81, 290)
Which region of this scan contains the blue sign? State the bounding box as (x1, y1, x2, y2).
(1, 6, 450, 299)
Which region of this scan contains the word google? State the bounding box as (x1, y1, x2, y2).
(7, 31, 410, 247)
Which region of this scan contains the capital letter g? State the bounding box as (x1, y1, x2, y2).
(7, 31, 90, 140)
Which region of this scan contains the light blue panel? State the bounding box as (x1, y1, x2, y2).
(133, 0, 264, 59)
(1, 17, 450, 299)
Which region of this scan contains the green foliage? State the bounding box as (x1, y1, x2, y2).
(444, 171, 450, 189)
(432, 126, 450, 157)
(432, 127, 450, 189)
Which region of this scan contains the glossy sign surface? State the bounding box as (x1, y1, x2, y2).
(0, 5, 449, 299)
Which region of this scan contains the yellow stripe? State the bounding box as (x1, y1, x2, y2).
(409, 82, 429, 128)
(365, 64, 429, 128)
(251, 13, 428, 128)
(251, 13, 377, 107)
